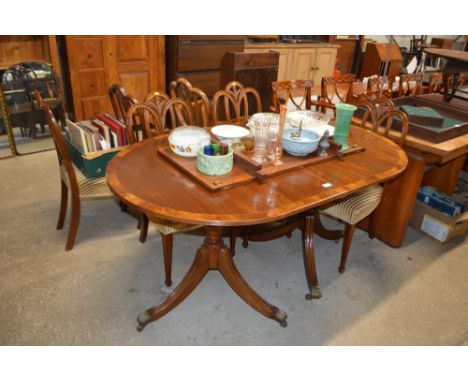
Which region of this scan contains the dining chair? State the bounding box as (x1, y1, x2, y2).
(398, 73, 423, 97)
(321, 73, 356, 103)
(427, 72, 444, 94)
(169, 78, 211, 127)
(212, 81, 262, 125)
(108, 84, 138, 122)
(33, 90, 114, 251)
(271, 79, 315, 112)
(365, 76, 394, 98)
(145, 92, 194, 130)
(320, 106, 409, 273)
(125, 102, 200, 287)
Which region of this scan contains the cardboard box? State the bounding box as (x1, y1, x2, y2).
(417, 186, 464, 217)
(65, 133, 122, 178)
(410, 200, 468, 243)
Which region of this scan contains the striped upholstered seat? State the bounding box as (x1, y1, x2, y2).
(323, 185, 383, 226)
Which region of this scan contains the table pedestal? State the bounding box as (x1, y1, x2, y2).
(136, 225, 288, 331)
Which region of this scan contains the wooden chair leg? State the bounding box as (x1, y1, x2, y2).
(368, 211, 376, 239)
(161, 233, 173, 287)
(242, 236, 249, 248)
(119, 200, 128, 212)
(229, 227, 237, 257)
(65, 193, 81, 251)
(139, 213, 148, 243)
(339, 223, 356, 273)
(57, 180, 68, 230)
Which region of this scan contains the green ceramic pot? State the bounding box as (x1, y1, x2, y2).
(334, 103, 357, 150)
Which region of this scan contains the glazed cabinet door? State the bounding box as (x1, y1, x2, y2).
(65, 35, 165, 120)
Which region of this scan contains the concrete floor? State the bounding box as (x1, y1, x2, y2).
(0, 150, 467, 345)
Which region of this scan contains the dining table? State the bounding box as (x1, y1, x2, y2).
(106, 124, 407, 331)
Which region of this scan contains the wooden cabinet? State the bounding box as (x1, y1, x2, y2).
(220, 51, 279, 112)
(0, 36, 60, 72)
(244, 43, 339, 84)
(360, 43, 403, 78)
(65, 36, 165, 120)
(166, 36, 245, 97)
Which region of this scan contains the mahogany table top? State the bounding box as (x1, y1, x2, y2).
(107, 125, 407, 227)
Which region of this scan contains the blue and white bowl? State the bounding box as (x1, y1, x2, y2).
(282, 128, 321, 156)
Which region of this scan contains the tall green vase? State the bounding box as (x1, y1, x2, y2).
(334, 103, 357, 150)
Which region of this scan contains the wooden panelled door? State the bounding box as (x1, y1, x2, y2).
(65, 35, 165, 120)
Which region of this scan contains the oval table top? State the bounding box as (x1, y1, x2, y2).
(107, 125, 408, 227)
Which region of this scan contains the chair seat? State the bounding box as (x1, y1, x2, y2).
(322, 184, 383, 225)
(147, 214, 201, 236)
(60, 163, 113, 200)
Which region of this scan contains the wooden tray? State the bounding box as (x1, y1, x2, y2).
(391, 96, 468, 143)
(157, 141, 365, 192)
(234, 141, 365, 182)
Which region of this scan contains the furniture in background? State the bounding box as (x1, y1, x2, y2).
(64, 36, 165, 120)
(34, 90, 113, 250)
(360, 43, 403, 78)
(424, 48, 468, 102)
(430, 38, 454, 50)
(169, 77, 211, 127)
(398, 73, 423, 97)
(243, 41, 339, 84)
(220, 51, 279, 112)
(2, 62, 65, 138)
(328, 36, 361, 74)
(427, 72, 444, 94)
(356, 93, 468, 247)
(166, 36, 245, 97)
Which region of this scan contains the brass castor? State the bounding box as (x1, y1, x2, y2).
(273, 308, 288, 328)
(305, 286, 321, 300)
(136, 311, 151, 332)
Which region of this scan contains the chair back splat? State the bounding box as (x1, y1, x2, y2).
(108, 84, 138, 122)
(271, 79, 313, 112)
(145, 92, 194, 131)
(212, 81, 262, 125)
(169, 78, 211, 127)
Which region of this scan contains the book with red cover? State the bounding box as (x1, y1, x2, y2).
(96, 113, 127, 146)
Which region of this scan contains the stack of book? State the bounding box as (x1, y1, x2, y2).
(65, 113, 127, 154)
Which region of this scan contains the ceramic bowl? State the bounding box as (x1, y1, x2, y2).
(211, 125, 250, 144)
(168, 126, 211, 157)
(197, 147, 233, 176)
(282, 128, 321, 157)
